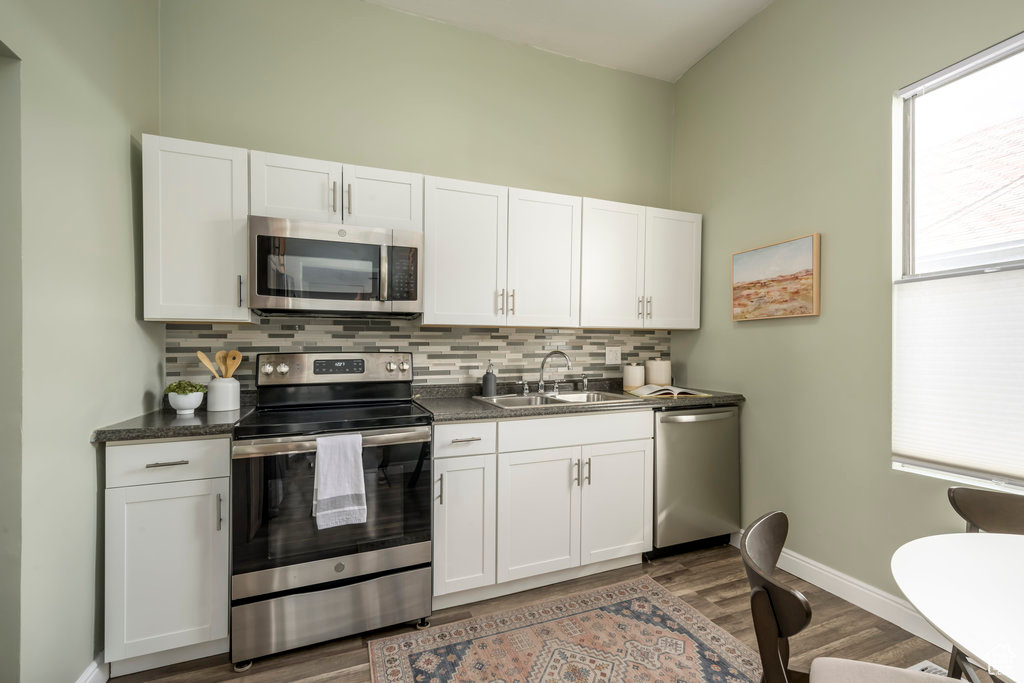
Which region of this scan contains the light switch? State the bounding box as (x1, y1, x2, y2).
(605, 346, 621, 365)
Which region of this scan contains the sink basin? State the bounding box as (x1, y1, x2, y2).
(473, 394, 564, 408)
(550, 391, 644, 405)
(473, 391, 644, 409)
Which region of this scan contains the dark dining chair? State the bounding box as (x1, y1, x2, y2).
(944, 486, 1024, 681)
(740, 511, 940, 683)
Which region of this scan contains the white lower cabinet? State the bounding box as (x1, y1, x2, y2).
(432, 414, 653, 602)
(497, 447, 581, 582)
(105, 438, 229, 668)
(433, 454, 496, 596)
(580, 439, 653, 564)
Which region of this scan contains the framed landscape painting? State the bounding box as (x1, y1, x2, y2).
(732, 234, 820, 321)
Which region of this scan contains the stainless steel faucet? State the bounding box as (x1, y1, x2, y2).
(538, 350, 573, 393)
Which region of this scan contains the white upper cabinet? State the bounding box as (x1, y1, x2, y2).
(580, 198, 646, 328)
(507, 189, 582, 327)
(143, 134, 251, 322)
(342, 164, 423, 231)
(249, 151, 342, 223)
(644, 208, 701, 329)
(423, 176, 508, 326)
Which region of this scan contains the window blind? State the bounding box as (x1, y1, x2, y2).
(892, 268, 1024, 483)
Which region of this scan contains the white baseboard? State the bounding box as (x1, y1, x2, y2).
(728, 533, 950, 650)
(76, 654, 109, 683)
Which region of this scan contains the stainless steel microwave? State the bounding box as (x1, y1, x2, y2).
(248, 216, 422, 317)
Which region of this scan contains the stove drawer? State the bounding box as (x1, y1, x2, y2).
(434, 422, 497, 458)
(107, 437, 230, 488)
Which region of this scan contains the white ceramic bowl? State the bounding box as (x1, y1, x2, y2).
(168, 391, 204, 415)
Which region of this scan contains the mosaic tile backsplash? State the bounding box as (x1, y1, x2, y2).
(165, 318, 671, 391)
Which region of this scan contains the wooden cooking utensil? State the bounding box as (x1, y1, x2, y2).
(225, 350, 242, 378)
(215, 350, 229, 378)
(196, 350, 220, 378)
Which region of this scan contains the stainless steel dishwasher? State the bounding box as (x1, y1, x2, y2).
(654, 406, 740, 548)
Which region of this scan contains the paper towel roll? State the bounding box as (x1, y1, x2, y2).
(623, 363, 645, 390)
(645, 359, 671, 386)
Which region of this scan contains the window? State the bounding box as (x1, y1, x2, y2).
(892, 32, 1024, 489)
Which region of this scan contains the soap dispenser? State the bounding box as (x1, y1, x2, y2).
(481, 361, 498, 397)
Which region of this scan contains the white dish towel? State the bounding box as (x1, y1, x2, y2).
(312, 434, 367, 530)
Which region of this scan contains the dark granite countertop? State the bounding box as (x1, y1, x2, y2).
(415, 388, 744, 423)
(92, 407, 253, 443)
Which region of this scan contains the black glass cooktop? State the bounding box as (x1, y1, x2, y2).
(234, 401, 432, 440)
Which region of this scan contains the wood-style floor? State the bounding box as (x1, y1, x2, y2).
(116, 543, 950, 682)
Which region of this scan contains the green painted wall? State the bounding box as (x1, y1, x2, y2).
(0, 0, 162, 680)
(669, 0, 1024, 594)
(158, 0, 674, 207)
(0, 49, 22, 683)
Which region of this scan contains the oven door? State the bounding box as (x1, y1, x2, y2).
(230, 425, 431, 599)
(249, 215, 391, 313)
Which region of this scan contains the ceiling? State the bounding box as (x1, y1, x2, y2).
(365, 0, 771, 83)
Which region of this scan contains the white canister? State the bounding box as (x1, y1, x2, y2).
(645, 359, 672, 386)
(623, 363, 645, 390)
(207, 377, 240, 412)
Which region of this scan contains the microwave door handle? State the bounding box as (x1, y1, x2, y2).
(380, 244, 389, 302)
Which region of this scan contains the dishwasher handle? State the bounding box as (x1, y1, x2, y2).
(660, 411, 734, 424)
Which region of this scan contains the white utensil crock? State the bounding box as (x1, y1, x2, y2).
(623, 363, 645, 390)
(207, 377, 240, 412)
(645, 359, 672, 386)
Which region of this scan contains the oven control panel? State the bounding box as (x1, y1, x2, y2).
(313, 359, 366, 375)
(255, 352, 412, 385)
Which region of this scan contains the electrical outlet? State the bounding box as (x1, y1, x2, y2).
(605, 346, 621, 365)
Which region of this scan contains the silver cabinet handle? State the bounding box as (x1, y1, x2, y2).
(347, 183, 353, 215)
(585, 457, 592, 485)
(438, 473, 444, 505)
(646, 296, 653, 318)
(660, 411, 734, 423)
(145, 460, 189, 468)
(498, 288, 506, 315)
(331, 181, 338, 213)
(237, 275, 244, 307)
(216, 493, 223, 531)
(509, 289, 516, 315)
(637, 296, 643, 319)
(450, 437, 482, 443)
(573, 459, 581, 486)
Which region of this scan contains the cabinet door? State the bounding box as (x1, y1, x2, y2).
(423, 176, 508, 325)
(105, 478, 229, 661)
(497, 447, 581, 582)
(342, 164, 423, 231)
(580, 439, 653, 564)
(580, 198, 646, 328)
(644, 208, 702, 329)
(143, 135, 250, 322)
(249, 150, 342, 223)
(433, 455, 496, 596)
(507, 188, 582, 327)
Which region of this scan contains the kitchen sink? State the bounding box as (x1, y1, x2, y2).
(547, 391, 643, 405)
(473, 391, 644, 409)
(473, 394, 565, 408)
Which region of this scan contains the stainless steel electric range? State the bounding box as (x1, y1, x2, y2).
(230, 352, 432, 667)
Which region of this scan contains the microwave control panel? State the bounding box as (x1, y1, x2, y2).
(388, 246, 418, 301)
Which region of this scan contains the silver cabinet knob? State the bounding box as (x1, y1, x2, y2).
(398, 361, 410, 372)
(261, 363, 275, 375)
(276, 363, 290, 375)
(385, 361, 397, 372)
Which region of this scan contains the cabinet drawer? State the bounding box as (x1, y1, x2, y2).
(107, 437, 230, 488)
(498, 411, 652, 452)
(434, 422, 497, 458)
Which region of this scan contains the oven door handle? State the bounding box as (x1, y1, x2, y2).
(232, 426, 431, 459)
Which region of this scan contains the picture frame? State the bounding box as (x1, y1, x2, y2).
(732, 233, 820, 321)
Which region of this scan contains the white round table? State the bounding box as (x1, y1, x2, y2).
(892, 533, 1024, 683)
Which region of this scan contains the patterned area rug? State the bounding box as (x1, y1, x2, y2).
(368, 575, 762, 682)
